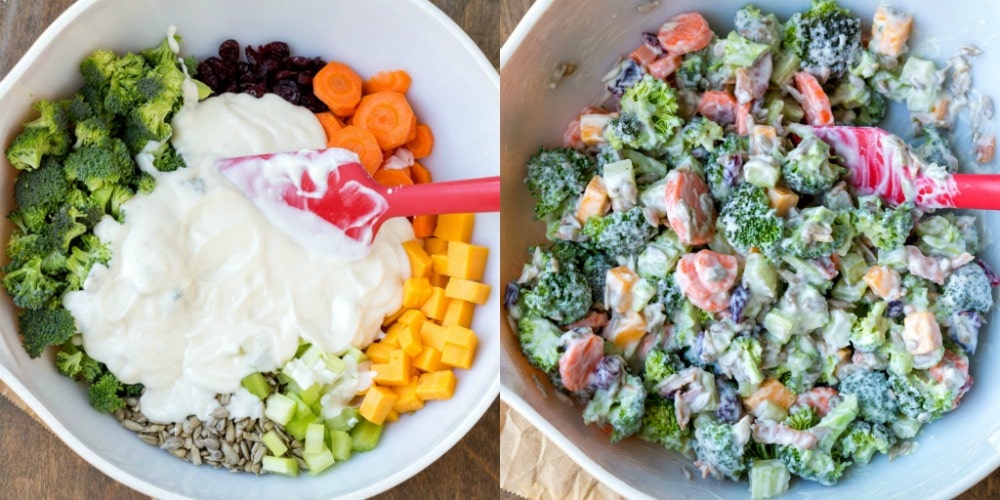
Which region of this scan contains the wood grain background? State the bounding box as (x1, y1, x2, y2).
(0, 0, 499, 498)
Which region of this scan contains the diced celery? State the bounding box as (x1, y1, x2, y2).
(285, 392, 315, 418)
(751, 400, 788, 422)
(325, 355, 346, 375)
(838, 253, 868, 285)
(891, 416, 922, 439)
(877, 246, 908, 271)
(305, 423, 327, 454)
(639, 177, 669, 216)
(781, 96, 804, 123)
(602, 159, 638, 212)
(770, 50, 800, 86)
(262, 455, 299, 476)
(630, 278, 657, 312)
(350, 418, 383, 452)
(831, 277, 867, 303)
(823, 309, 856, 349)
(298, 344, 325, 365)
(743, 253, 778, 299)
(264, 393, 297, 426)
(286, 413, 319, 442)
(749, 459, 790, 499)
(762, 309, 794, 344)
(637, 246, 671, 279)
(743, 156, 780, 188)
(294, 342, 312, 358)
(262, 430, 288, 457)
(326, 407, 360, 432)
(328, 430, 353, 461)
(303, 449, 337, 475)
(344, 347, 367, 363)
(240, 372, 272, 400)
(885, 342, 913, 375)
(285, 380, 321, 407)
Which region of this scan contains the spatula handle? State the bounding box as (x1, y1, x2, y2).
(382, 176, 501, 218)
(950, 174, 1000, 210)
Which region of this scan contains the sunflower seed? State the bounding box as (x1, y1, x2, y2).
(212, 407, 230, 420)
(191, 450, 202, 466)
(160, 437, 183, 450)
(121, 420, 144, 432)
(170, 448, 187, 459)
(139, 434, 159, 446)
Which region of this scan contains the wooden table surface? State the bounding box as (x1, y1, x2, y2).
(498, 0, 1000, 499)
(0, 0, 499, 498)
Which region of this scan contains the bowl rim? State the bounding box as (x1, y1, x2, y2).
(0, 0, 500, 498)
(498, 0, 1000, 498)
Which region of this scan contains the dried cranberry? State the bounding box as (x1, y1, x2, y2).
(273, 80, 300, 104)
(219, 39, 240, 62)
(244, 45, 260, 66)
(274, 69, 297, 81)
(296, 73, 313, 86)
(237, 62, 252, 83)
(287, 56, 312, 69)
(243, 84, 268, 98)
(261, 41, 290, 60)
(300, 94, 326, 113)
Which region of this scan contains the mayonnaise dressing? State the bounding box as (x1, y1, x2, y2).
(64, 93, 413, 423)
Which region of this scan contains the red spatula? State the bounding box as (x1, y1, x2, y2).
(807, 126, 1000, 210)
(217, 148, 499, 257)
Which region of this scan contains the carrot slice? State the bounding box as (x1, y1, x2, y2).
(328, 125, 383, 174)
(794, 71, 834, 126)
(412, 214, 437, 238)
(657, 12, 714, 55)
(362, 70, 412, 94)
(372, 168, 414, 187)
(315, 112, 344, 140)
(407, 114, 418, 143)
(314, 61, 363, 117)
(558, 333, 605, 392)
(645, 54, 682, 80)
(410, 161, 432, 184)
(407, 124, 435, 159)
(697, 91, 738, 125)
(353, 91, 417, 150)
(664, 170, 715, 245)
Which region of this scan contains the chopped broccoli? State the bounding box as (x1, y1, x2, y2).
(915, 214, 970, 259)
(5, 100, 72, 171)
(853, 196, 913, 250)
(785, 405, 819, 431)
(721, 31, 771, 69)
(718, 183, 783, 255)
(104, 52, 149, 116)
(643, 348, 683, 389)
(135, 172, 157, 194)
(88, 372, 126, 413)
(5, 229, 52, 269)
(734, 4, 783, 49)
(45, 205, 89, 253)
(781, 134, 845, 195)
(705, 134, 748, 202)
(850, 301, 888, 353)
(519, 248, 591, 325)
(524, 147, 595, 220)
(13, 156, 70, 214)
(778, 445, 848, 486)
(139, 34, 181, 69)
(692, 414, 749, 480)
(79, 49, 119, 88)
(681, 117, 725, 154)
(831, 78, 887, 126)
(607, 373, 647, 442)
(638, 394, 691, 453)
(65, 234, 112, 292)
(56, 342, 103, 382)
(940, 263, 992, 315)
(582, 206, 656, 257)
(775, 335, 820, 393)
(717, 334, 765, 387)
(2, 256, 61, 311)
(654, 273, 685, 315)
(73, 115, 116, 148)
(676, 50, 708, 91)
(836, 420, 895, 465)
(783, 0, 862, 78)
(63, 138, 135, 192)
(606, 74, 683, 152)
(782, 206, 853, 258)
(915, 127, 959, 173)
(838, 370, 897, 424)
(515, 316, 564, 374)
(889, 371, 954, 421)
(18, 307, 76, 358)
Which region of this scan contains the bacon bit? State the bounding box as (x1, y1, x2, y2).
(562, 310, 609, 331)
(975, 135, 995, 163)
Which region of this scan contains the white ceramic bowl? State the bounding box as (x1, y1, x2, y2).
(501, 1, 1000, 498)
(0, 0, 499, 498)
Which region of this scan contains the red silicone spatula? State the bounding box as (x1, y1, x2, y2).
(216, 148, 499, 255)
(807, 125, 1000, 210)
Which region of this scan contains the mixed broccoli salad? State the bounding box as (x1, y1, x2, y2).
(505, 2, 997, 497)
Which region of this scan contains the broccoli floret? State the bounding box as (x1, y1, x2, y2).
(73, 115, 115, 149)
(606, 75, 683, 152)
(140, 35, 181, 68)
(2, 256, 60, 310)
(5, 100, 72, 171)
(850, 300, 888, 353)
(55, 342, 103, 382)
(654, 273, 685, 315)
(152, 142, 187, 172)
(718, 183, 783, 255)
(45, 205, 88, 253)
(681, 117, 725, 156)
(782, 134, 845, 195)
(915, 127, 959, 173)
(836, 420, 895, 465)
(79, 49, 119, 88)
(692, 414, 749, 480)
(718, 334, 766, 388)
(782, 206, 852, 258)
(638, 394, 691, 453)
(551, 241, 615, 306)
(838, 370, 897, 424)
(17, 307, 76, 358)
(519, 249, 592, 325)
(830, 78, 887, 126)
(515, 316, 564, 374)
(915, 214, 969, 259)
(783, 0, 862, 78)
(607, 373, 647, 442)
(940, 263, 992, 315)
(65, 234, 112, 292)
(104, 52, 149, 116)
(524, 147, 595, 220)
(130, 67, 184, 140)
(853, 196, 913, 250)
(5, 230, 52, 269)
(135, 172, 157, 194)
(705, 134, 748, 202)
(63, 138, 135, 192)
(8, 206, 49, 235)
(676, 51, 708, 91)
(889, 371, 953, 421)
(88, 372, 126, 413)
(13, 156, 70, 214)
(778, 446, 848, 486)
(643, 348, 683, 389)
(582, 206, 656, 257)
(734, 4, 783, 49)
(785, 405, 819, 430)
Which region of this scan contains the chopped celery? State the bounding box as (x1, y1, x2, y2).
(837, 253, 868, 285)
(305, 422, 327, 455)
(285, 380, 321, 406)
(749, 459, 790, 499)
(298, 344, 325, 365)
(286, 413, 319, 442)
(240, 372, 272, 400)
(303, 449, 336, 475)
(262, 455, 299, 476)
(762, 309, 795, 344)
(261, 430, 288, 457)
(350, 418, 383, 452)
(326, 407, 360, 432)
(328, 430, 353, 461)
(325, 355, 347, 374)
(752, 400, 788, 422)
(264, 393, 297, 426)
(344, 347, 367, 363)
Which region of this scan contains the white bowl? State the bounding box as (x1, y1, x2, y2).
(500, 1, 1000, 498)
(0, 0, 499, 498)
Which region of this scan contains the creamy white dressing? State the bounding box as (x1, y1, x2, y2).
(65, 93, 413, 423)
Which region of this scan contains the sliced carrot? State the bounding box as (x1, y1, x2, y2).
(664, 170, 715, 245)
(315, 112, 344, 140)
(657, 12, 714, 55)
(696, 91, 738, 125)
(314, 61, 363, 117)
(328, 125, 383, 174)
(353, 91, 416, 151)
(675, 250, 738, 312)
(558, 333, 605, 392)
(736, 101, 752, 136)
(407, 124, 435, 159)
(629, 44, 660, 67)
(372, 167, 414, 187)
(645, 54, 682, 80)
(410, 161, 433, 184)
(363, 70, 412, 95)
(794, 71, 834, 126)
(407, 114, 418, 143)
(412, 214, 437, 238)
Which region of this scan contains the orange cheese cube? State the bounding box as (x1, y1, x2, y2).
(441, 299, 475, 328)
(392, 376, 425, 413)
(398, 321, 423, 357)
(423, 237, 449, 255)
(382, 306, 406, 327)
(415, 370, 457, 400)
(579, 113, 613, 147)
(428, 272, 450, 288)
(767, 186, 799, 217)
(385, 410, 400, 422)
(372, 350, 411, 387)
(412, 346, 448, 372)
(402, 278, 433, 308)
(446, 241, 490, 281)
(365, 342, 394, 363)
(444, 278, 491, 305)
(431, 254, 449, 275)
(743, 378, 796, 412)
(381, 323, 403, 348)
(445, 325, 478, 350)
(575, 175, 610, 223)
(397, 309, 426, 328)
(401, 240, 433, 278)
(606, 310, 647, 347)
(419, 322, 449, 351)
(420, 286, 450, 322)
(432, 213, 474, 242)
(441, 344, 475, 370)
(359, 386, 398, 425)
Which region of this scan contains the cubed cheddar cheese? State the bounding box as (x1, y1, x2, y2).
(397, 321, 423, 357)
(381, 323, 403, 348)
(767, 186, 799, 217)
(743, 378, 796, 412)
(402, 278, 433, 308)
(419, 321, 449, 351)
(433, 213, 474, 243)
(401, 240, 433, 278)
(444, 278, 491, 305)
(428, 272, 450, 288)
(385, 410, 400, 423)
(431, 254, 449, 275)
(382, 307, 406, 327)
(423, 237, 449, 255)
(605, 266, 640, 313)
(365, 342, 394, 364)
(412, 346, 448, 372)
(392, 376, 425, 413)
(441, 344, 475, 370)
(441, 299, 475, 328)
(359, 386, 398, 425)
(420, 287, 449, 322)
(575, 175, 610, 223)
(415, 370, 457, 400)
(445, 325, 477, 350)
(446, 241, 490, 281)
(606, 310, 646, 347)
(372, 349, 411, 387)
(397, 309, 426, 329)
